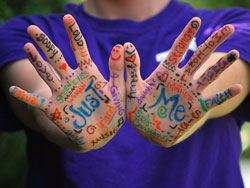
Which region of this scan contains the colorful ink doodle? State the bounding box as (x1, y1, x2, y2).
(36, 33, 58, 59)
(125, 45, 138, 99)
(86, 125, 97, 135)
(126, 18, 239, 147)
(65, 130, 85, 145)
(156, 71, 169, 83)
(111, 46, 122, 61)
(97, 104, 117, 127)
(56, 71, 89, 103)
(110, 72, 124, 115)
(27, 51, 54, 82)
(10, 15, 127, 152)
(68, 22, 84, 47)
(91, 129, 117, 146)
(196, 52, 237, 91)
(199, 88, 232, 112)
(50, 108, 62, 121)
(148, 88, 186, 122)
(167, 20, 199, 66)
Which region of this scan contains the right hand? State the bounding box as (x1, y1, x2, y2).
(9, 14, 126, 152)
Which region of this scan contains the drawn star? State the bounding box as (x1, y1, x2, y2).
(51, 108, 62, 121)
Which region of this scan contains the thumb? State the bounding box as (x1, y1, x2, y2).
(124, 42, 142, 100)
(108, 44, 125, 86)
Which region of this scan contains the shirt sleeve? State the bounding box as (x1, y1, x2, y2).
(0, 17, 30, 131)
(198, 7, 250, 123)
(0, 15, 63, 132)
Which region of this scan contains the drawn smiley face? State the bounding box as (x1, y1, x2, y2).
(111, 46, 122, 61)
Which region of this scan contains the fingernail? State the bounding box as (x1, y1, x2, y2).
(227, 52, 237, 62)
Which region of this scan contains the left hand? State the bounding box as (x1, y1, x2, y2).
(125, 17, 242, 147)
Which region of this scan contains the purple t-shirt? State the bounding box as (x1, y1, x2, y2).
(0, 0, 250, 187)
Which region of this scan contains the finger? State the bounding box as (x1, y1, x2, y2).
(198, 84, 242, 112)
(63, 14, 92, 70)
(182, 24, 235, 79)
(24, 43, 62, 91)
(124, 42, 142, 100)
(162, 17, 201, 71)
(9, 86, 49, 111)
(109, 44, 125, 86)
(195, 50, 239, 92)
(27, 25, 74, 78)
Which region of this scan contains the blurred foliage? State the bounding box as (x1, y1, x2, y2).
(0, 0, 68, 24)
(0, 0, 250, 187)
(182, 0, 250, 9)
(0, 131, 27, 187)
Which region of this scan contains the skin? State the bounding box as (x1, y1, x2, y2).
(85, 0, 250, 146)
(125, 18, 248, 146)
(0, 0, 249, 151)
(1, 15, 126, 152)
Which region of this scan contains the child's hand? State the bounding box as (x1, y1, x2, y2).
(9, 15, 126, 151)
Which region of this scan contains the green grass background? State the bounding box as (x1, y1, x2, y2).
(0, 0, 250, 187)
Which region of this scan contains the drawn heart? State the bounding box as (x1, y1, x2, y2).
(59, 63, 67, 71)
(156, 71, 169, 82)
(188, 28, 193, 34)
(126, 54, 136, 62)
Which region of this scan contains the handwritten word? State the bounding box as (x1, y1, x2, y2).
(36, 33, 58, 59)
(65, 130, 85, 145)
(166, 81, 194, 103)
(110, 72, 124, 116)
(126, 54, 138, 99)
(135, 109, 153, 127)
(69, 79, 104, 129)
(56, 82, 77, 103)
(173, 110, 201, 142)
(184, 25, 231, 77)
(149, 88, 186, 122)
(132, 121, 169, 143)
(137, 86, 152, 104)
(28, 52, 54, 82)
(13, 89, 38, 105)
(97, 104, 117, 129)
(147, 78, 156, 87)
(167, 27, 193, 65)
(196, 52, 236, 91)
(56, 71, 89, 103)
(199, 88, 232, 112)
(67, 81, 86, 104)
(68, 22, 84, 47)
(91, 129, 117, 146)
(72, 71, 89, 85)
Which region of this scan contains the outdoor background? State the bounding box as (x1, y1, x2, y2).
(0, 0, 250, 187)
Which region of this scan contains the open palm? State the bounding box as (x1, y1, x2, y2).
(9, 15, 125, 151)
(125, 17, 241, 147)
